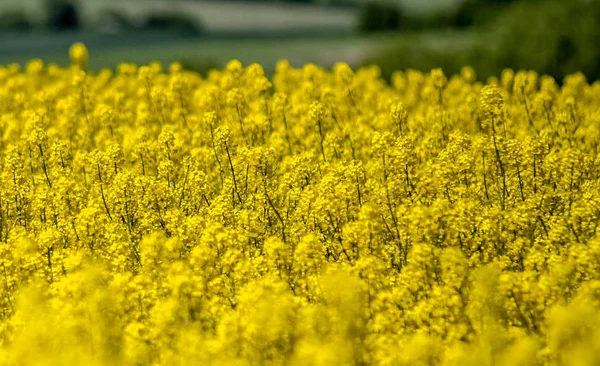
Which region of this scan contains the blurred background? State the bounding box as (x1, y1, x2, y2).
(0, 0, 599, 82)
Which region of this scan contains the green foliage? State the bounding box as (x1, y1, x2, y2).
(143, 13, 204, 35)
(178, 59, 220, 76)
(366, 0, 600, 83)
(451, 0, 510, 28)
(358, 0, 510, 32)
(363, 40, 484, 82)
(491, 0, 600, 82)
(0, 10, 32, 31)
(358, 2, 405, 33)
(45, 0, 80, 31)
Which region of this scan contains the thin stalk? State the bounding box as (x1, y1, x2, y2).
(225, 143, 243, 207)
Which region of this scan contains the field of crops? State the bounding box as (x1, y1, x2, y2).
(1, 44, 600, 365)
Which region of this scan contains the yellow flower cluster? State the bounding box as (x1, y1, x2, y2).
(0, 44, 600, 365)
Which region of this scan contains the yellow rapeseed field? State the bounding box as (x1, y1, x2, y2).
(1, 43, 600, 365)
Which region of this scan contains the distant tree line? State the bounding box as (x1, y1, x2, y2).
(0, 0, 80, 31)
(366, 0, 600, 83)
(46, 0, 80, 30)
(197, 0, 357, 5)
(0, 0, 360, 32)
(358, 0, 534, 33)
(1, 0, 206, 34)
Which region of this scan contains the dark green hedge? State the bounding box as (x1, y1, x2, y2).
(365, 0, 600, 83)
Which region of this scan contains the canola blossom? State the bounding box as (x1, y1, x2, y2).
(1, 43, 600, 365)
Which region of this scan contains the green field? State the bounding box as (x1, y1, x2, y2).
(0, 0, 474, 75)
(0, 29, 477, 74)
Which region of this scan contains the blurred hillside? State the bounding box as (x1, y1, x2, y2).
(0, 0, 468, 74)
(0, 0, 365, 72)
(1, 0, 599, 83)
(366, 0, 600, 83)
(0, 0, 358, 33)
